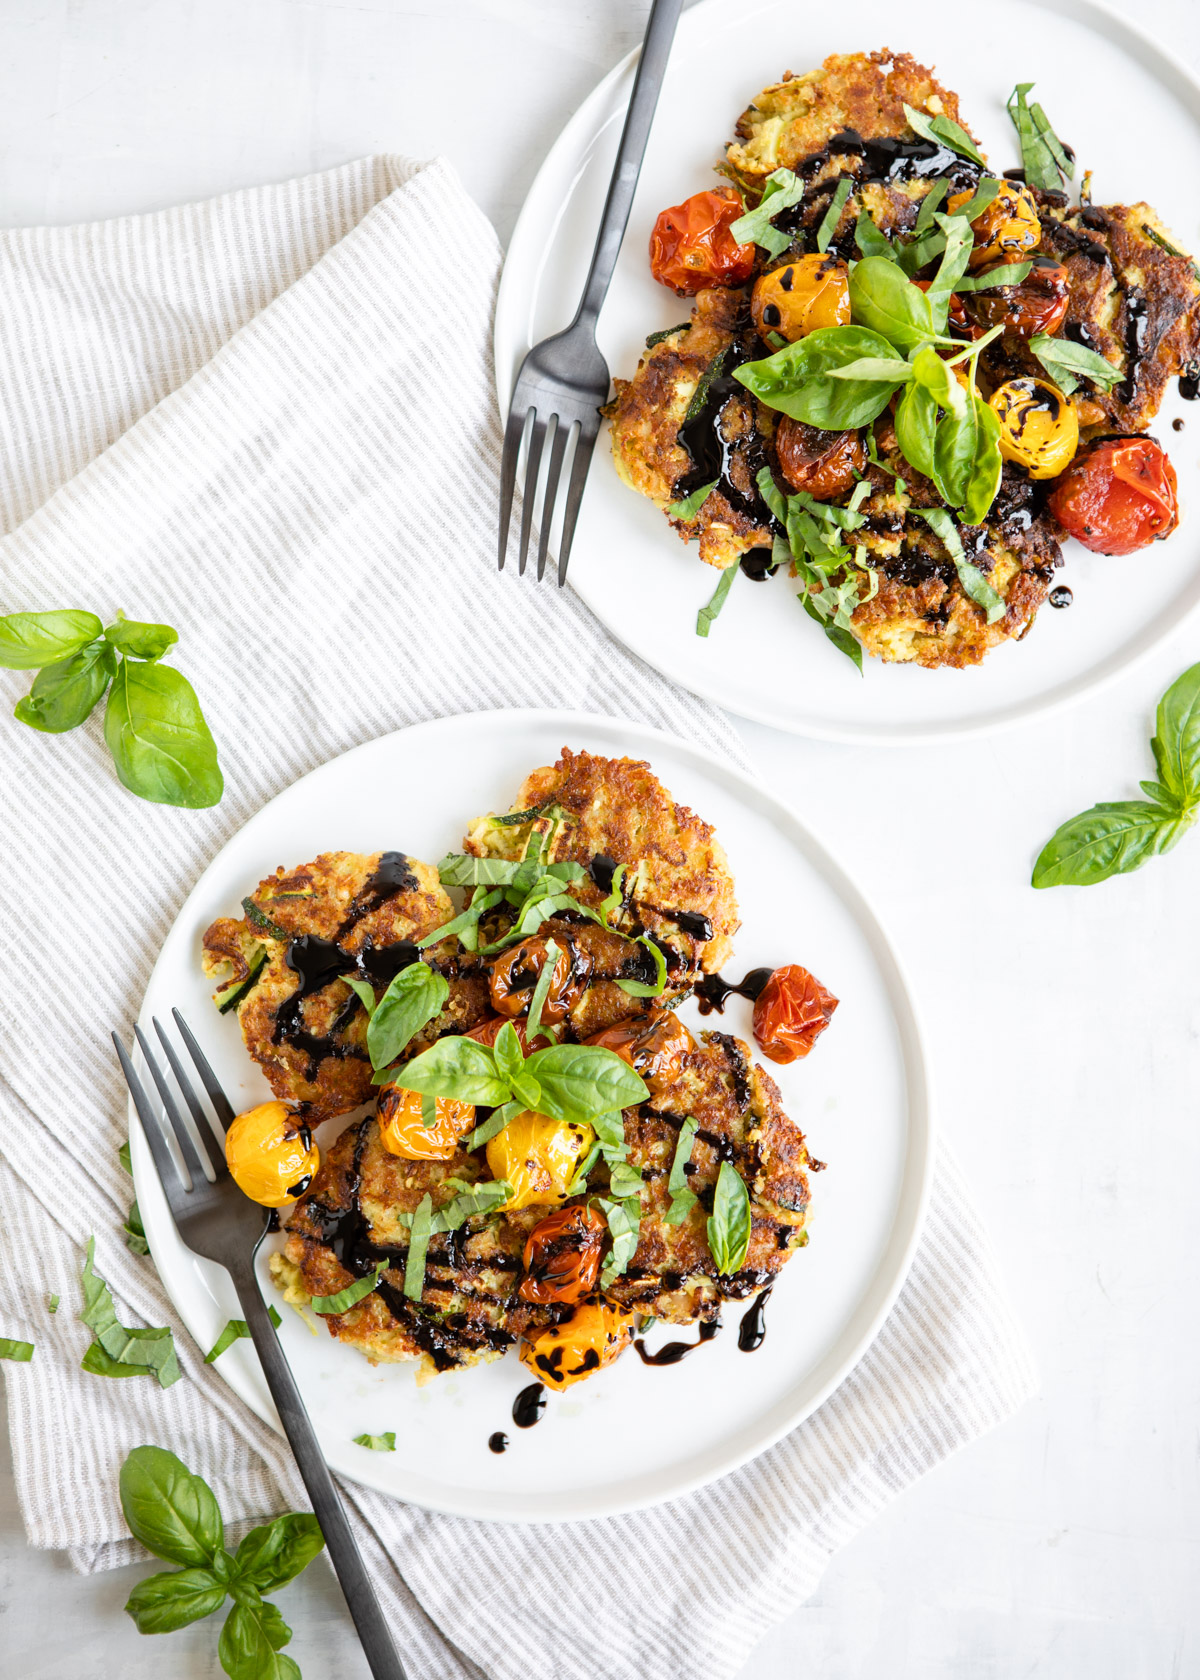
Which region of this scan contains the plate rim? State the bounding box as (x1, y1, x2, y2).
(494, 0, 1200, 746)
(132, 706, 936, 1522)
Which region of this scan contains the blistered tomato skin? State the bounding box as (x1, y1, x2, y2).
(225, 1101, 320, 1208)
(649, 189, 757, 295)
(968, 255, 1070, 339)
(775, 418, 866, 498)
(518, 1203, 606, 1305)
(487, 938, 582, 1024)
(1048, 438, 1180, 555)
(377, 1085, 475, 1161)
(753, 966, 839, 1064)
(486, 1112, 595, 1210)
(466, 1015, 543, 1054)
(989, 378, 1079, 479)
(949, 181, 1041, 268)
(519, 1301, 637, 1390)
(584, 1013, 693, 1087)
(751, 255, 851, 342)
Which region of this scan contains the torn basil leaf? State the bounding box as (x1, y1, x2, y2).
(80, 1237, 180, 1387)
(310, 1260, 388, 1316)
(1029, 333, 1122, 394)
(615, 936, 668, 997)
(1006, 83, 1069, 192)
(205, 1308, 282, 1362)
(915, 507, 1005, 624)
(353, 1432, 396, 1452)
(668, 478, 718, 523)
(816, 177, 853, 253)
(0, 1338, 34, 1362)
(525, 938, 560, 1048)
(902, 102, 986, 168)
(404, 1196, 433, 1301)
(729, 167, 805, 258)
(696, 563, 738, 638)
(599, 1196, 641, 1287)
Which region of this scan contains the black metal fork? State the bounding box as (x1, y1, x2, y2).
(113, 1010, 406, 1680)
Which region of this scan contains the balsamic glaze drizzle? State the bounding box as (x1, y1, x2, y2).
(634, 1319, 722, 1366)
(738, 1288, 772, 1353)
(488, 1432, 509, 1454)
(513, 1382, 547, 1428)
(696, 967, 774, 1014)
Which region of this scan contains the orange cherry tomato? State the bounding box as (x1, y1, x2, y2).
(968, 255, 1070, 339)
(519, 1301, 637, 1390)
(1048, 438, 1179, 555)
(518, 1203, 607, 1305)
(649, 189, 757, 295)
(775, 418, 866, 499)
(750, 255, 851, 342)
(377, 1084, 474, 1161)
(486, 938, 584, 1023)
(584, 1013, 693, 1085)
(752, 965, 839, 1064)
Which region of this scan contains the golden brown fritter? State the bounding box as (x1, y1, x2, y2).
(202, 851, 457, 1121)
(601, 1028, 814, 1323)
(465, 748, 741, 978)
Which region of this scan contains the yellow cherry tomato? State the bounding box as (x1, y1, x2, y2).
(750, 254, 851, 342)
(989, 377, 1079, 479)
(519, 1301, 638, 1391)
(377, 1084, 475, 1161)
(225, 1101, 320, 1208)
(486, 1111, 594, 1210)
(948, 181, 1040, 269)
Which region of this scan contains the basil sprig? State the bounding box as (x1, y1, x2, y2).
(354, 1432, 396, 1452)
(1007, 82, 1073, 193)
(1028, 333, 1122, 396)
(729, 168, 805, 258)
(901, 102, 986, 168)
(205, 1308, 282, 1362)
(707, 1161, 752, 1275)
(80, 1237, 180, 1387)
(427, 832, 624, 956)
(1033, 663, 1200, 888)
(120, 1445, 324, 1678)
(0, 607, 221, 807)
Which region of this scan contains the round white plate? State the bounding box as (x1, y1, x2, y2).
(133, 710, 932, 1522)
(495, 0, 1200, 744)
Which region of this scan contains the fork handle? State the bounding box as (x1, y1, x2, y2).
(574, 0, 684, 325)
(232, 1268, 408, 1680)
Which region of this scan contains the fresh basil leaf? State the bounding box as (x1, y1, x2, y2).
(894, 380, 943, 490)
(525, 940, 559, 1050)
(957, 397, 1004, 525)
(80, 1238, 181, 1388)
(667, 1117, 698, 1196)
(124, 1566, 227, 1634)
(912, 178, 950, 235)
(914, 507, 1005, 623)
(231, 1513, 324, 1594)
(735, 324, 905, 428)
(103, 614, 179, 661)
(13, 640, 116, 733)
(104, 657, 223, 809)
(394, 1035, 511, 1107)
(607, 1160, 644, 1200)
(0, 608, 103, 669)
(437, 853, 521, 887)
(849, 257, 935, 352)
(464, 1100, 522, 1151)
(591, 1107, 628, 1161)
(1029, 96, 1074, 182)
(923, 214, 975, 331)
(430, 1180, 512, 1231)
(1151, 661, 1200, 810)
(755, 465, 788, 526)
(404, 1195, 433, 1301)
(366, 961, 448, 1072)
(696, 564, 738, 638)
(418, 1090, 438, 1129)
(599, 1196, 641, 1287)
(566, 1140, 602, 1196)
(310, 1260, 387, 1316)
(816, 177, 853, 252)
(119, 1139, 133, 1175)
(508, 1070, 542, 1110)
(0, 1338, 34, 1362)
(1006, 83, 1065, 193)
(218, 1600, 301, 1680)
(47, 1295, 59, 1314)
(645, 321, 691, 348)
(800, 591, 864, 670)
(854, 210, 895, 261)
(665, 1188, 698, 1226)
(119, 1445, 224, 1567)
(353, 1432, 396, 1452)
(910, 344, 966, 415)
(124, 1198, 150, 1256)
(902, 102, 986, 167)
(824, 355, 914, 384)
(205, 1309, 281, 1362)
(729, 167, 804, 258)
(1029, 333, 1122, 391)
(668, 479, 718, 522)
(1032, 801, 1190, 888)
(419, 885, 505, 950)
(341, 975, 376, 1014)
(707, 1160, 752, 1275)
(954, 261, 1034, 291)
(522, 1044, 648, 1124)
(614, 935, 669, 997)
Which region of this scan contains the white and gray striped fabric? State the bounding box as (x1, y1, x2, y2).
(0, 155, 1037, 1680)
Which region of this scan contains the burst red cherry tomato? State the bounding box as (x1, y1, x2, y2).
(752, 965, 839, 1064)
(775, 418, 866, 499)
(1048, 438, 1179, 555)
(518, 1203, 606, 1305)
(649, 189, 757, 295)
(967, 255, 1070, 339)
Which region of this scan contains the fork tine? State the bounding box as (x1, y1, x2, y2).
(172, 1008, 237, 1132)
(112, 1033, 190, 1215)
(535, 418, 574, 582)
(516, 414, 548, 577)
(153, 1017, 229, 1176)
(134, 1023, 211, 1187)
(555, 421, 597, 587)
(498, 405, 530, 573)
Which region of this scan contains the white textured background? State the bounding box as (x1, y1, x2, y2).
(3, 2, 1200, 1676)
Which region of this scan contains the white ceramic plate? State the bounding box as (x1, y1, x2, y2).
(495, 0, 1200, 744)
(132, 710, 932, 1522)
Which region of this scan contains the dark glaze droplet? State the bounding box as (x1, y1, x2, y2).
(488, 1432, 509, 1454)
(1172, 417, 1186, 432)
(1180, 365, 1200, 401)
(513, 1382, 547, 1428)
(286, 1174, 313, 1198)
(634, 1319, 722, 1366)
(589, 854, 618, 893)
(1049, 585, 1073, 608)
(738, 1287, 772, 1352)
(762, 302, 782, 328)
(740, 547, 776, 582)
(657, 907, 714, 941)
(696, 966, 774, 1014)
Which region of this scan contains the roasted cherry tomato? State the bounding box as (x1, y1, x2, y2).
(649, 188, 756, 295)
(376, 1084, 474, 1161)
(753, 965, 839, 1064)
(751, 254, 851, 342)
(989, 378, 1079, 479)
(1048, 437, 1179, 554)
(518, 1203, 607, 1305)
(913, 279, 977, 337)
(466, 1014, 543, 1054)
(949, 181, 1040, 269)
(584, 1012, 693, 1086)
(225, 1101, 320, 1208)
(519, 1301, 637, 1390)
(775, 417, 866, 499)
(967, 254, 1070, 339)
(486, 1111, 594, 1210)
(487, 937, 585, 1024)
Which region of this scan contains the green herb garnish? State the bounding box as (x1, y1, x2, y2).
(664, 1117, 698, 1225)
(310, 1260, 389, 1316)
(1028, 333, 1122, 396)
(353, 1432, 396, 1452)
(645, 322, 690, 348)
(729, 168, 805, 258)
(706, 1161, 752, 1275)
(80, 1237, 180, 1387)
(914, 507, 1005, 624)
(615, 935, 668, 997)
(1006, 82, 1072, 192)
(954, 261, 1034, 291)
(347, 960, 448, 1078)
(696, 564, 739, 637)
(525, 938, 560, 1048)
(902, 102, 986, 168)
(404, 1195, 433, 1301)
(204, 1309, 282, 1363)
(0, 1338, 34, 1362)
(816, 177, 853, 253)
(668, 479, 718, 522)
(47, 1294, 59, 1314)
(598, 1195, 641, 1287)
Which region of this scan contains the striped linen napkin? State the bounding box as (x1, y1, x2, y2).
(0, 154, 1037, 1680)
